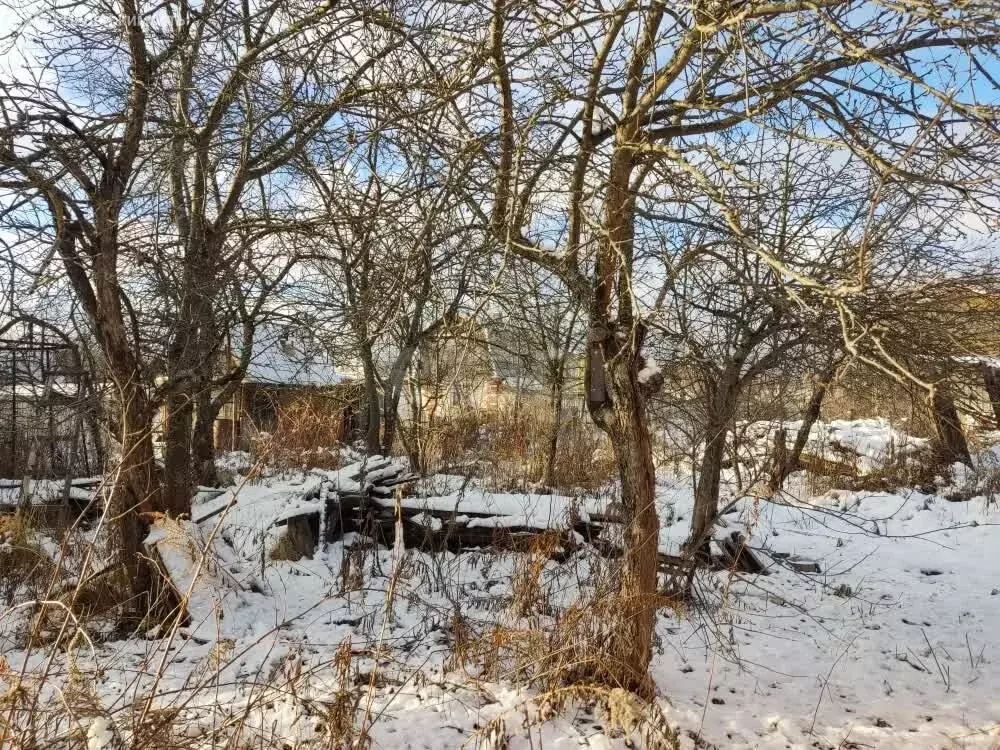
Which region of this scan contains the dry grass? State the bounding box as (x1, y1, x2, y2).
(448, 548, 681, 748)
(421, 408, 616, 492)
(0, 515, 55, 607)
(0, 420, 674, 750)
(252, 395, 346, 472)
(0, 508, 682, 750)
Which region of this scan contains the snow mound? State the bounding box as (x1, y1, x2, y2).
(748, 418, 929, 475)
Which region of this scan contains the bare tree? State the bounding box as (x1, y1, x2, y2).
(148, 0, 416, 507)
(475, 0, 1000, 687)
(0, 0, 420, 607)
(488, 258, 586, 488)
(297, 118, 478, 458)
(0, 0, 180, 604)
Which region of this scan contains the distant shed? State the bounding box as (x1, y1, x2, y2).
(211, 325, 363, 452)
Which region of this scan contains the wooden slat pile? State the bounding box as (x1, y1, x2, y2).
(269, 457, 773, 601)
(305, 458, 602, 557)
(268, 457, 607, 559)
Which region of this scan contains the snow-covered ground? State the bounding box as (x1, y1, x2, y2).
(740, 417, 930, 476)
(654, 481, 1000, 749)
(2, 428, 1000, 749)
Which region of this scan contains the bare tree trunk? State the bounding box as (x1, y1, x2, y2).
(689, 418, 728, 558)
(687, 372, 741, 557)
(930, 389, 971, 466)
(983, 363, 1000, 430)
(543, 376, 563, 488)
(192, 386, 218, 486)
(399, 376, 425, 472)
(381, 391, 400, 456)
(769, 373, 830, 493)
(110, 386, 161, 615)
(352, 341, 380, 454)
(581, 145, 660, 693)
(596, 354, 659, 694)
(380, 345, 418, 456)
(162, 389, 193, 516)
(768, 427, 788, 494)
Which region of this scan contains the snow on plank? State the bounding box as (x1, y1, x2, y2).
(144, 516, 235, 636)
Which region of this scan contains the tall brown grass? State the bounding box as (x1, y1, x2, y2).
(419, 407, 616, 492)
(251, 395, 345, 472)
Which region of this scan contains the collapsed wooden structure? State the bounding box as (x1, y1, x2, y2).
(268, 457, 604, 559)
(265, 457, 770, 603)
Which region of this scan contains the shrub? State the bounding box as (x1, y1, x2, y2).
(417, 407, 615, 492)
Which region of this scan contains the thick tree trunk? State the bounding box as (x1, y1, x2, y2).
(687, 374, 740, 558)
(983, 364, 1000, 430)
(359, 346, 381, 454)
(109, 387, 161, 615)
(381, 345, 419, 457)
(192, 386, 218, 487)
(364, 385, 381, 454)
(85, 406, 106, 476)
(162, 388, 193, 516)
(576, 135, 660, 692)
(381, 391, 400, 456)
(689, 419, 728, 558)
(598, 357, 659, 693)
(930, 390, 971, 466)
(399, 377, 425, 472)
(768, 427, 788, 494)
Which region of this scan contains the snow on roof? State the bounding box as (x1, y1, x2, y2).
(244, 324, 344, 387)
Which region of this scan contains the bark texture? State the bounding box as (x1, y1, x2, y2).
(586, 337, 659, 691)
(542, 376, 564, 489)
(192, 387, 219, 487)
(688, 374, 739, 559)
(983, 364, 1000, 430)
(930, 390, 971, 467)
(580, 142, 661, 692)
(109, 385, 161, 612)
(162, 390, 194, 516)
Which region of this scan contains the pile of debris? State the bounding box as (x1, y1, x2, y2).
(261, 457, 774, 606)
(267, 456, 604, 559)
